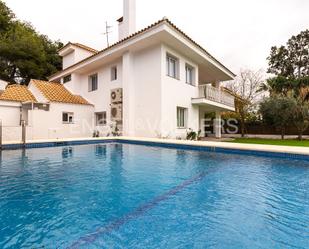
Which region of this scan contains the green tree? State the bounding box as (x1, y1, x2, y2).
(260, 29, 309, 95)
(259, 96, 295, 139)
(267, 30, 309, 78)
(0, 0, 62, 84)
(0, 0, 14, 31)
(289, 88, 309, 140)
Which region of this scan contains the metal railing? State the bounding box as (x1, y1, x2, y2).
(198, 84, 235, 108)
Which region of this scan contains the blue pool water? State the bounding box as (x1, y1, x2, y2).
(0, 143, 308, 248)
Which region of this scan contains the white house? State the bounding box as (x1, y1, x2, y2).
(48, 0, 235, 139)
(0, 81, 94, 142)
(0, 0, 235, 142)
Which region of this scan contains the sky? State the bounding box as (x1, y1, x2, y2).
(3, 0, 309, 75)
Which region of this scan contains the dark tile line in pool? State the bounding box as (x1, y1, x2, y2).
(1, 139, 309, 161)
(67, 171, 208, 249)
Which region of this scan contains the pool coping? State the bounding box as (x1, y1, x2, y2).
(1, 136, 309, 160)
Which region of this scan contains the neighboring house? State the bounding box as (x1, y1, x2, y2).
(49, 0, 235, 139)
(0, 81, 93, 141)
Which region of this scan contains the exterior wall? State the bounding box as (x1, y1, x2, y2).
(28, 83, 48, 102)
(61, 60, 123, 136)
(0, 101, 22, 142)
(0, 101, 94, 142)
(0, 80, 8, 90)
(63, 51, 75, 69)
(27, 103, 94, 140)
(160, 45, 200, 139)
(128, 45, 162, 137)
(62, 48, 94, 69)
(0, 101, 21, 126)
(62, 73, 82, 94)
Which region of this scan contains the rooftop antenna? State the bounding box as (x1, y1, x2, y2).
(102, 21, 112, 47)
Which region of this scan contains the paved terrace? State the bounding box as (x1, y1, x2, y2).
(1, 136, 309, 156)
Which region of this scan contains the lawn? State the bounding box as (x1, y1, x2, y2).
(230, 138, 309, 147)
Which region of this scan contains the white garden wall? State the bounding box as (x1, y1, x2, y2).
(27, 103, 94, 140)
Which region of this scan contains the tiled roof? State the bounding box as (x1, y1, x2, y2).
(0, 84, 37, 102)
(31, 79, 92, 105)
(59, 42, 98, 54)
(50, 18, 235, 80)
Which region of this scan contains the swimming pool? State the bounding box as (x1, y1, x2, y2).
(0, 143, 308, 248)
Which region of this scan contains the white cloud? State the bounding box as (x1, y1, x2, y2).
(3, 0, 309, 74)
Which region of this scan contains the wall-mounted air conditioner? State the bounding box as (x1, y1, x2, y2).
(111, 88, 123, 104)
(110, 103, 123, 122)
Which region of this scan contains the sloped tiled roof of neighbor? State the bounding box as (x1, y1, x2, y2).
(30, 79, 92, 105)
(0, 84, 37, 102)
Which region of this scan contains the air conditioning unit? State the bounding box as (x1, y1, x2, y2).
(110, 103, 122, 122)
(111, 88, 123, 104)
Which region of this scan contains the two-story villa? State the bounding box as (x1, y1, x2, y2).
(48, 0, 235, 139)
(0, 0, 235, 142)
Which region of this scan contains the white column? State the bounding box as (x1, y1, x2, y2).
(122, 52, 135, 136)
(214, 111, 222, 138)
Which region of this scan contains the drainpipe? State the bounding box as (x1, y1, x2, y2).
(21, 120, 26, 147)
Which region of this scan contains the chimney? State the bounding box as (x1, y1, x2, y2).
(118, 0, 136, 41)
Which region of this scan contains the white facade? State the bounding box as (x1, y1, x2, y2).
(51, 35, 235, 139)
(0, 82, 94, 142)
(0, 80, 8, 90)
(0, 0, 236, 142)
(59, 44, 97, 70)
(27, 103, 94, 140)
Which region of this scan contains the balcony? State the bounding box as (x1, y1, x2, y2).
(192, 84, 235, 111)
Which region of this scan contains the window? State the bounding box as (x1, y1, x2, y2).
(96, 112, 107, 126)
(63, 74, 71, 83)
(111, 66, 117, 81)
(185, 64, 195, 85)
(88, 74, 98, 92)
(62, 112, 74, 124)
(177, 107, 187, 128)
(166, 54, 179, 79)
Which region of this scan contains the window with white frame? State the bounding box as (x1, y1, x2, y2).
(166, 54, 179, 79)
(111, 66, 117, 81)
(185, 64, 195, 85)
(62, 112, 74, 124)
(96, 112, 107, 126)
(88, 74, 98, 92)
(177, 107, 187, 128)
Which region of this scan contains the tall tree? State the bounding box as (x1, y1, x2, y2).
(267, 30, 309, 78)
(226, 69, 265, 137)
(0, 0, 14, 31)
(0, 0, 62, 84)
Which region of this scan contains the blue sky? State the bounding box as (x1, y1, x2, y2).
(4, 0, 309, 74)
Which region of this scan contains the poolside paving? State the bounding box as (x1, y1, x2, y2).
(2, 136, 309, 156)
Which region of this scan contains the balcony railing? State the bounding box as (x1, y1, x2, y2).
(197, 84, 235, 108)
